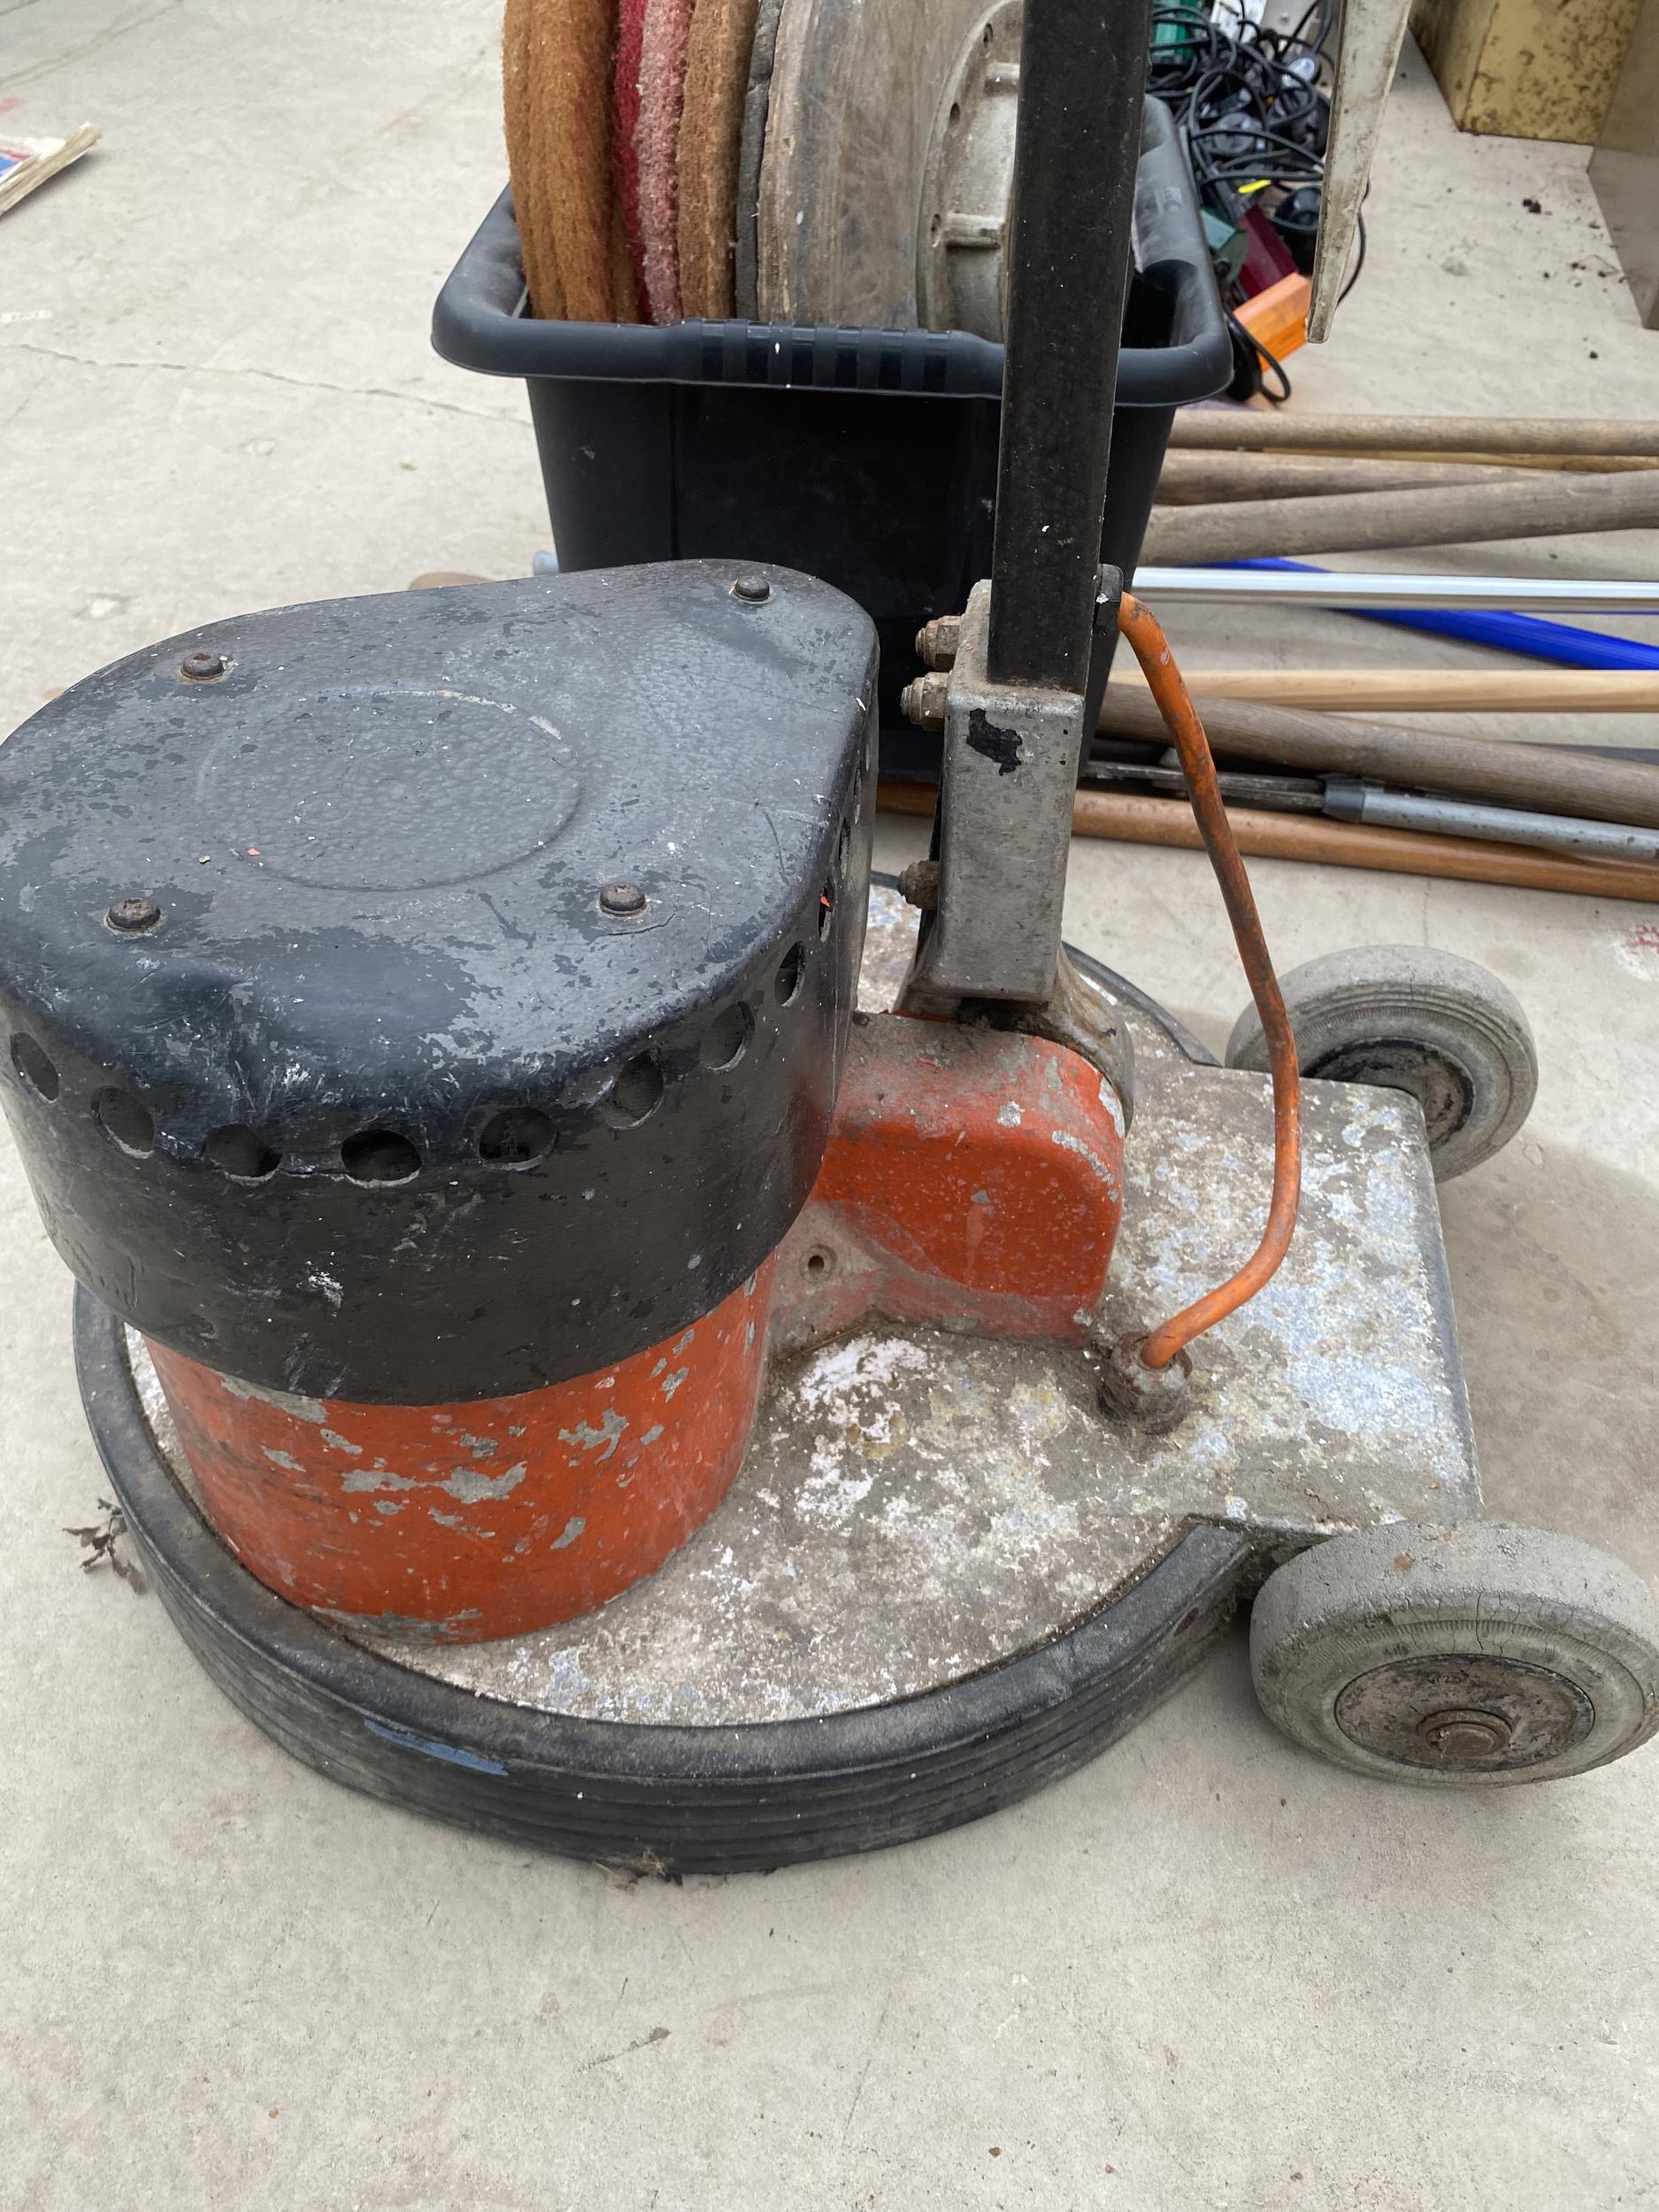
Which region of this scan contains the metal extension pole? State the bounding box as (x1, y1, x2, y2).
(904, 0, 1153, 1010)
(987, 0, 1152, 689)
(1133, 567, 1659, 614)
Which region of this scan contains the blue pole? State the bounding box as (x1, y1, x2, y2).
(1228, 559, 1659, 672)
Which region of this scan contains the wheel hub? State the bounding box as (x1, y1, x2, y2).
(917, 0, 1022, 340)
(1305, 1038, 1474, 1147)
(1335, 1654, 1596, 1771)
(1416, 1708, 1513, 1760)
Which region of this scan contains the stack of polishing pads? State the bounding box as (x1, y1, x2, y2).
(503, 0, 1005, 328)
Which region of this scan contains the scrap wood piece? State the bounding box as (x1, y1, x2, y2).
(1169, 411, 1659, 461)
(678, 0, 759, 319)
(1141, 466, 1659, 564)
(1106, 664, 1659, 714)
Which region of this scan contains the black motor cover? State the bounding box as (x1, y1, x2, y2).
(0, 562, 877, 1402)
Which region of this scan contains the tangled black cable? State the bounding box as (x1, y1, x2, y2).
(1149, 0, 1366, 400)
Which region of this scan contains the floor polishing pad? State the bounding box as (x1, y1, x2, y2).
(633, 0, 695, 323)
(503, 0, 565, 317)
(613, 0, 650, 310)
(525, 0, 622, 322)
(677, 0, 759, 319)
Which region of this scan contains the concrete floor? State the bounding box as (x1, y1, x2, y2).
(3, 5, 1658, 2206)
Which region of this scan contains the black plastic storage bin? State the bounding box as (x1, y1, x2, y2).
(433, 98, 1229, 776)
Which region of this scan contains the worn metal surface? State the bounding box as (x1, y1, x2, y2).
(0, 560, 876, 1402)
(1133, 567, 1659, 614)
(903, 580, 1093, 1006)
(985, 0, 1147, 688)
(916, 0, 1022, 342)
(1309, 0, 1414, 341)
(1337, 1656, 1593, 1771)
(1326, 780, 1659, 864)
(123, 888, 1479, 1724)
(757, 0, 995, 326)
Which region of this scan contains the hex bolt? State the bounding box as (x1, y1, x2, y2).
(107, 895, 163, 933)
(730, 575, 772, 604)
(897, 859, 941, 911)
(1095, 1331, 1193, 1435)
(179, 649, 227, 681)
(915, 615, 962, 671)
(598, 880, 648, 917)
(901, 672, 949, 731)
(1417, 1708, 1513, 1759)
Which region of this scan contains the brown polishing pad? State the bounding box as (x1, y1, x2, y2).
(526, 0, 620, 322)
(634, 0, 694, 323)
(503, 0, 565, 318)
(676, 0, 758, 319)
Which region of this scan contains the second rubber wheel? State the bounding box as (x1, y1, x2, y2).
(1250, 1521, 1659, 1787)
(1225, 943, 1538, 1180)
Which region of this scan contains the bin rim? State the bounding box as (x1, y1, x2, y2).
(432, 96, 1231, 409)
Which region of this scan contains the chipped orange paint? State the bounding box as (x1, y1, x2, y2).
(147, 1017, 1123, 1645)
(772, 1014, 1123, 1348)
(146, 1263, 774, 1642)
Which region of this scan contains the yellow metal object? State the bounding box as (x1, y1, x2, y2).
(1411, 0, 1640, 143)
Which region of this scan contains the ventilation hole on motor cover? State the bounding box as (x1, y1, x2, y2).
(478, 1106, 557, 1165)
(95, 1087, 155, 1156)
(10, 1033, 59, 1102)
(342, 1128, 421, 1185)
(775, 943, 806, 1003)
(838, 819, 852, 874)
(818, 879, 836, 941)
(203, 1124, 281, 1180)
(700, 1002, 753, 1071)
(603, 1053, 664, 1129)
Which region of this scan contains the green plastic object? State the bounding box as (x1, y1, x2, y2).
(1201, 204, 1247, 278)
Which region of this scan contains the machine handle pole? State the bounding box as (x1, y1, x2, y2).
(987, 0, 1152, 691)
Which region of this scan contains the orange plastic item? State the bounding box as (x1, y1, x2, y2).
(1234, 271, 1311, 366)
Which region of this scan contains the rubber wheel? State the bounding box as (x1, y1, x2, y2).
(1250, 1521, 1659, 1786)
(1225, 944, 1538, 1180)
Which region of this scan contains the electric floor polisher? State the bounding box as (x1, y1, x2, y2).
(3, 0, 1655, 1874)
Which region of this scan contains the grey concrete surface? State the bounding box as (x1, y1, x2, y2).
(2, 7, 1657, 2208)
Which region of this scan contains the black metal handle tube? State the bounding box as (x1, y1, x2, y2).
(987, 0, 1152, 690)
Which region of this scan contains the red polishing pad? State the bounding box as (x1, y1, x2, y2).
(634, 0, 694, 323)
(613, 0, 650, 313)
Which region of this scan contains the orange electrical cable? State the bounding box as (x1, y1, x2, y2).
(1116, 593, 1302, 1370)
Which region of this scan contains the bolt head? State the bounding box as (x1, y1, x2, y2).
(179, 649, 227, 681)
(730, 575, 772, 604)
(598, 880, 648, 917)
(1417, 1708, 1512, 1759)
(107, 895, 162, 933)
